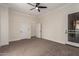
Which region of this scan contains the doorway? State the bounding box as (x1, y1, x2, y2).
(36, 23, 42, 38)
(68, 12, 79, 43)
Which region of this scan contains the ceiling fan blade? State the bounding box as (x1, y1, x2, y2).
(36, 3, 40, 7)
(38, 6, 47, 8)
(30, 8, 35, 10)
(27, 3, 35, 7)
(38, 9, 40, 12)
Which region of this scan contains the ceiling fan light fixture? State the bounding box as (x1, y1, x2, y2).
(36, 7, 38, 9)
(27, 3, 47, 12)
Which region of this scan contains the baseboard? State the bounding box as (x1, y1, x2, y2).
(9, 37, 31, 42)
(0, 42, 9, 47)
(42, 37, 65, 45)
(31, 36, 37, 38)
(9, 39, 21, 42)
(66, 41, 79, 47)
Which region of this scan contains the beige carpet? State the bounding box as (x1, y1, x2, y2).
(0, 38, 79, 56)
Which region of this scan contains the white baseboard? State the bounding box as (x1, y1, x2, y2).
(66, 41, 79, 47)
(9, 39, 20, 42)
(9, 38, 31, 42)
(42, 37, 65, 44)
(0, 42, 9, 47)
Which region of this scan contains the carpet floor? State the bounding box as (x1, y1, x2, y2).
(0, 38, 79, 56)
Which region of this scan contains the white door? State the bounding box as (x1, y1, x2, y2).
(36, 23, 42, 38)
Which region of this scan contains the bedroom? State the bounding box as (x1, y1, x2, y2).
(0, 3, 79, 56)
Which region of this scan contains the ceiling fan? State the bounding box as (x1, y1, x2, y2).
(27, 3, 47, 12)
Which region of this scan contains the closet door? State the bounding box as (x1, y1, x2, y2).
(36, 23, 42, 38)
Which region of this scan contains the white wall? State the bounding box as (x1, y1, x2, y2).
(9, 9, 36, 41)
(0, 4, 37, 46)
(39, 9, 66, 44)
(0, 6, 9, 46)
(39, 4, 79, 44)
(0, 5, 37, 46)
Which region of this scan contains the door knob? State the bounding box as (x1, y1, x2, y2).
(65, 30, 68, 34)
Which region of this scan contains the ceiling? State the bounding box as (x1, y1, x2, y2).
(0, 3, 66, 16)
